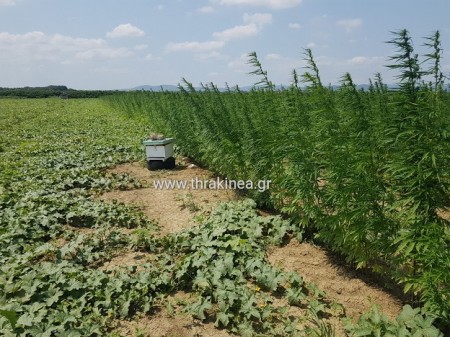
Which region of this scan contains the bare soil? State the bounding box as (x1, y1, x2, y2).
(115, 312, 233, 337)
(99, 160, 236, 235)
(99, 251, 155, 271)
(438, 207, 450, 221)
(267, 240, 403, 320)
(115, 292, 233, 337)
(98, 159, 405, 336)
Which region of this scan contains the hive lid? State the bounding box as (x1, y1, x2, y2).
(143, 138, 175, 146)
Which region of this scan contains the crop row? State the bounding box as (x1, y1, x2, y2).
(108, 30, 450, 330)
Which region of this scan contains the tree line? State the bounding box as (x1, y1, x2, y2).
(0, 85, 121, 98)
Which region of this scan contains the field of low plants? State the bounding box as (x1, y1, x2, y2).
(0, 29, 448, 336)
(0, 98, 434, 337)
(108, 30, 450, 333)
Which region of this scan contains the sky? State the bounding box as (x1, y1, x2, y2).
(0, 0, 449, 90)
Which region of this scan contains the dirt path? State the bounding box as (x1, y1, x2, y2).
(101, 160, 237, 337)
(99, 160, 404, 336)
(100, 160, 236, 235)
(267, 241, 403, 320)
(114, 292, 233, 337)
(115, 310, 233, 337)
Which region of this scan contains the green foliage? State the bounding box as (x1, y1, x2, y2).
(162, 199, 341, 335)
(107, 30, 450, 328)
(175, 192, 200, 212)
(0, 99, 165, 335)
(0, 98, 342, 336)
(1, 96, 446, 336)
(346, 305, 443, 337)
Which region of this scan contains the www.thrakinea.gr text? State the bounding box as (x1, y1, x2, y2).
(153, 177, 271, 192)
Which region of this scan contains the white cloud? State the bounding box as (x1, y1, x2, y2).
(348, 56, 368, 65)
(194, 51, 227, 61)
(134, 44, 148, 51)
(213, 13, 271, 41)
(216, 0, 302, 9)
(75, 48, 132, 60)
(0, 31, 132, 63)
(228, 52, 306, 84)
(197, 6, 215, 13)
(347, 56, 384, 65)
(314, 55, 341, 67)
(213, 24, 259, 41)
(243, 13, 272, 26)
(0, 0, 16, 6)
(306, 42, 316, 48)
(315, 55, 383, 69)
(301, 55, 389, 84)
(336, 18, 362, 33)
(94, 66, 128, 74)
(265, 53, 281, 60)
(168, 12, 271, 55)
(106, 23, 145, 38)
(228, 53, 249, 73)
(165, 40, 225, 52)
(145, 53, 161, 61)
(288, 23, 301, 29)
(0, 31, 104, 59)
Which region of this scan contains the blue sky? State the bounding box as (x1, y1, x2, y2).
(0, 0, 449, 89)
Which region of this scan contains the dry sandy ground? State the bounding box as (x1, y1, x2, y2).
(267, 241, 403, 320)
(98, 159, 405, 336)
(438, 208, 450, 221)
(115, 313, 232, 337)
(99, 160, 236, 235)
(114, 291, 233, 337)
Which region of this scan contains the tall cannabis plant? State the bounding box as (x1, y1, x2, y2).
(385, 30, 450, 320)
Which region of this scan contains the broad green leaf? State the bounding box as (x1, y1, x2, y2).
(0, 310, 18, 328)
